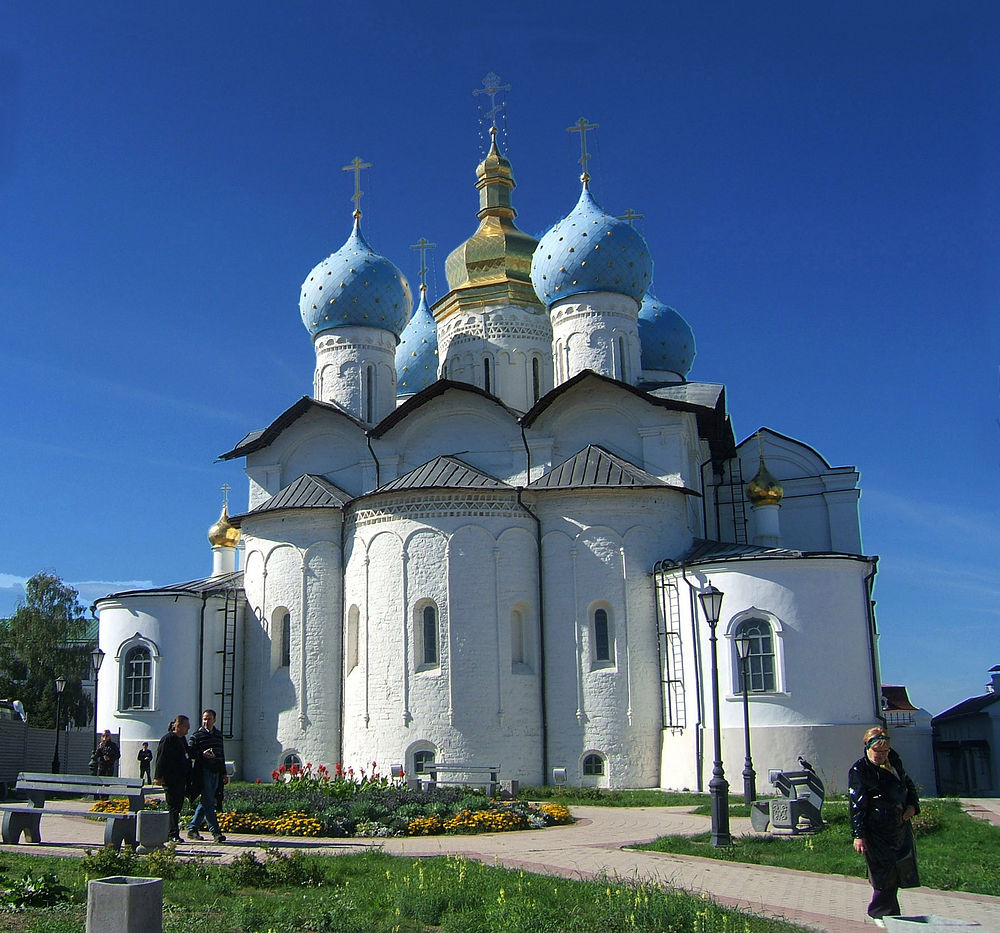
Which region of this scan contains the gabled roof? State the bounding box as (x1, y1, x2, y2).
(218, 397, 367, 461)
(653, 538, 874, 572)
(94, 571, 244, 605)
(235, 474, 351, 523)
(933, 691, 1000, 723)
(528, 444, 695, 493)
(376, 455, 510, 492)
(521, 371, 736, 462)
(371, 379, 522, 438)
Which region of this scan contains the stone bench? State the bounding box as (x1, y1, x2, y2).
(0, 771, 163, 849)
(418, 764, 502, 797)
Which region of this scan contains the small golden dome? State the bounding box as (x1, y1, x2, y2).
(747, 457, 783, 506)
(443, 128, 541, 301)
(208, 505, 241, 548)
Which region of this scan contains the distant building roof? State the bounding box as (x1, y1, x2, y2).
(236, 474, 351, 521)
(882, 685, 919, 712)
(654, 538, 873, 572)
(933, 691, 1000, 723)
(94, 572, 243, 605)
(377, 456, 510, 493)
(528, 444, 694, 492)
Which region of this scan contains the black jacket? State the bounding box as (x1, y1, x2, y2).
(154, 731, 191, 789)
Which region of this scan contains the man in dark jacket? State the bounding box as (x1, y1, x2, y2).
(154, 715, 191, 844)
(186, 708, 228, 843)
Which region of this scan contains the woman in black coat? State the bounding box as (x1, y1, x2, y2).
(849, 726, 920, 922)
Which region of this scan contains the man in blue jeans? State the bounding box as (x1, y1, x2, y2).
(186, 709, 229, 843)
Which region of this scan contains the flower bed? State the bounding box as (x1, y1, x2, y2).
(91, 761, 574, 839)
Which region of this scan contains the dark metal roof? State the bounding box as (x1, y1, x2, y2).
(218, 397, 366, 461)
(933, 691, 1000, 722)
(377, 456, 509, 492)
(94, 571, 244, 604)
(237, 474, 351, 521)
(653, 538, 874, 572)
(528, 444, 693, 492)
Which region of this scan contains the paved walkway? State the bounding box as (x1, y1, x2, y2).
(2, 800, 997, 932)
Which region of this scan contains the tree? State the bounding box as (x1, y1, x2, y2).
(0, 572, 94, 729)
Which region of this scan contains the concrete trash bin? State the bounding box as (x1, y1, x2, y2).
(883, 917, 982, 932)
(137, 809, 171, 852)
(86, 876, 162, 933)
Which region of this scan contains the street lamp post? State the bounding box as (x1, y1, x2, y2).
(51, 675, 67, 773)
(734, 633, 757, 806)
(698, 584, 731, 847)
(90, 647, 106, 756)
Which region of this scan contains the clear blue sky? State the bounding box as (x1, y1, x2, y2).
(2, 1, 997, 717)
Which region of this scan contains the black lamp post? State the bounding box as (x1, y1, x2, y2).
(90, 647, 105, 756)
(734, 632, 757, 806)
(698, 584, 731, 847)
(51, 675, 67, 773)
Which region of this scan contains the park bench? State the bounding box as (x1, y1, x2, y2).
(0, 771, 160, 849)
(420, 763, 501, 796)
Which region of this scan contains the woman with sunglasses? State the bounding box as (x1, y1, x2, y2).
(849, 726, 921, 924)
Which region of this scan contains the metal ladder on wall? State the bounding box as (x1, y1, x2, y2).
(658, 580, 686, 729)
(216, 590, 238, 738)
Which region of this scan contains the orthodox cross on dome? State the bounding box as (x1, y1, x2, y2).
(567, 117, 598, 182)
(342, 156, 372, 218)
(410, 237, 437, 291)
(220, 483, 231, 509)
(473, 71, 511, 130)
(619, 208, 644, 226)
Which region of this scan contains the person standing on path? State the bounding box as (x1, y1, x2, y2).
(849, 725, 920, 923)
(186, 708, 229, 843)
(137, 742, 153, 784)
(96, 730, 120, 776)
(153, 716, 191, 844)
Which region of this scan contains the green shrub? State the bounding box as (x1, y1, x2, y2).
(0, 869, 72, 910)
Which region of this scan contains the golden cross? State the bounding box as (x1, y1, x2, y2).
(567, 117, 599, 181)
(342, 156, 372, 217)
(473, 71, 511, 129)
(618, 208, 644, 226)
(410, 237, 437, 290)
(220, 483, 231, 509)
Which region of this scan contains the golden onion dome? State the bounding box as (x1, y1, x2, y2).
(747, 457, 783, 507)
(208, 505, 241, 548)
(442, 127, 541, 303)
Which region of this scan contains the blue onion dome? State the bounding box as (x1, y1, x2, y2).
(300, 215, 412, 339)
(531, 181, 653, 306)
(395, 284, 438, 394)
(638, 289, 696, 378)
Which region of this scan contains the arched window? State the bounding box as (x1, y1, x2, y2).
(282, 752, 302, 770)
(593, 607, 612, 663)
(346, 605, 359, 674)
(121, 645, 152, 710)
(511, 609, 525, 666)
(413, 749, 435, 774)
(583, 753, 605, 776)
(531, 357, 541, 402)
(483, 357, 492, 394)
(734, 618, 776, 692)
(415, 602, 439, 669)
(617, 336, 626, 381)
(281, 611, 291, 668)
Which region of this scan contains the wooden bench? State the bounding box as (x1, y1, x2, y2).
(421, 764, 501, 796)
(0, 772, 159, 849)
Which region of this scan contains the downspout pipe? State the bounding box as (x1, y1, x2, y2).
(863, 558, 883, 723)
(519, 423, 549, 784)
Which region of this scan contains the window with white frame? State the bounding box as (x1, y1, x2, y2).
(734, 618, 776, 692)
(583, 752, 605, 776)
(415, 601, 439, 669)
(118, 638, 156, 711)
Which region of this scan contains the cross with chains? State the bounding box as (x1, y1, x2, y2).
(473, 71, 511, 128)
(567, 117, 599, 181)
(342, 156, 372, 217)
(410, 237, 437, 290)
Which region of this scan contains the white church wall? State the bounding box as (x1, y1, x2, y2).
(239, 512, 344, 780)
(549, 292, 640, 385)
(374, 391, 525, 485)
(656, 556, 880, 795)
(313, 325, 398, 423)
(244, 407, 371, 502)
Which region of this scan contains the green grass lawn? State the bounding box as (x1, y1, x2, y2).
(635, 798, 1000, 897)
(0, 846, 805, 933)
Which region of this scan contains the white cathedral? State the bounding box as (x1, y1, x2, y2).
(95, 121, 884, 795)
